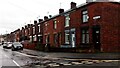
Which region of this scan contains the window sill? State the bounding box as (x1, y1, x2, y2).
(82, 22, 88, 24)
(79, 43, 91, 48)
(65, 26, 69, 27)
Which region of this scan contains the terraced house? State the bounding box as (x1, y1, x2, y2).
(7, 1, 120, 52)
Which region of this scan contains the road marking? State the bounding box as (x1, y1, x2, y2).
(48, 64, 60, 67)
(16, 52, 37, 58)
(12, 60, 20, 67)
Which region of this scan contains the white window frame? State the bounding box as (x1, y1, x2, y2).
(53, 20, 57, 29)
(65, 14, 70, 27)
(38, 25, 40, 32)
(45, 22, 48, 31)
(65, 32, 70, 44)
(81, 29, 89, 43)
(33, 27, 35, 34)
(29, 28, 30, 35)
(82, 10, 89, 23)
(29, 36, 32, 42)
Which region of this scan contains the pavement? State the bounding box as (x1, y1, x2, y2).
(18, 49, 120, 68)
(19, 48, 120, 60)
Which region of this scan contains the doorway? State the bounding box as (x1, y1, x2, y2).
(71, 32, 75, 47)
(92, 26, 101, 51)
(70, 28, 76, 48)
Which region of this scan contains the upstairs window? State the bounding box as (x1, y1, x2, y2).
(38, 25, 40, 32)
(45, 22, 48, 31)
(25, 30, 27, 35)
(33, 27, 35, 34)
(82, 10, 88, 23)
(28, 28, 30, 35)
(65, 14, 70, 27)
(53, 20, 57, 29)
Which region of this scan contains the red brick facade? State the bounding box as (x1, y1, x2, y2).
(7, 2, 120, 52)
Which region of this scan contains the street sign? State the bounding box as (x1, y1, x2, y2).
(93, 16, 101, 19)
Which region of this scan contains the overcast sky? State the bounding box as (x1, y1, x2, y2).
(0, 0, 119, 35)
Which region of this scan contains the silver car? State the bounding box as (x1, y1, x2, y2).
(11, 42, 23, 51)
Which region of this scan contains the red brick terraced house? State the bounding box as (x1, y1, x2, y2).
(7, 2, 120, 52)
(43, 10, 65, 48)
(37, 19, 44, 44)
(23, 20, 44, 49)
(42, 2, 120, 52)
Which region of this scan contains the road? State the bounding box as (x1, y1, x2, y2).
(0, 46, 33, 68)
(0, 45, 120, 68)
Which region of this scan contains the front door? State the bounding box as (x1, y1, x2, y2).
(71, 32, 75, 47)
(92, 26, 101, 51)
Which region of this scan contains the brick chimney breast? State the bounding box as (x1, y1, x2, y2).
(71, 2, 76, 9)
(59, 9, 64, 14)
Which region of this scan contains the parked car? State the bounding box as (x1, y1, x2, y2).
(6, 42, 12, 49)
(3, 42, 8, 48)
(11, 42, 23, 51)
(3, 42, 12, 49)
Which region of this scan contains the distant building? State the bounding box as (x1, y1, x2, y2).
(0, 35, 4, 43)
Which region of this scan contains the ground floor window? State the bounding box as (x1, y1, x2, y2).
(38, 36, 40, 42)
(45, 35, 50, 44)
(54, 34, 58, 44)
(65, 32, 70, 44)
(29, 36, 32, 42)
(33, 35, 37, 41)
(81, 29, 89, 43)
(38, 35, 42, 43)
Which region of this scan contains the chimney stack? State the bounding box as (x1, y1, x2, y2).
(28, 24, 31, 27)
(71, 2, 76, 9)
(44, 16, 48, 21)
(59, 9, 64, 14)
(25, 25, 27, 28)
(38, 19, 43, 23)
(22, 27, 24, 29)
(18, 29, 20, 31)
(30, 24, 33, 27)
(34, 20, 37, 24)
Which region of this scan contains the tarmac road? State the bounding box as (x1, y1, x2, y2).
(0, 46, 33, 68)
(0, 45, 120, 68)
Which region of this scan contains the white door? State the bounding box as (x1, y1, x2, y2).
(71, 33, 75, 47)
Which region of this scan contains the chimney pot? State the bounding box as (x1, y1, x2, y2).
(25, 25, 27, 28)
(28, 24, 30, 27)
(34, 20, 37, 24)
(44, 16, 48, 20)
(18, 29, 20, 31)
(22, 27, 24, 29)
(30, 24, 33, 27)
(59, 9, 64, 14)
(38, 19, 43, 23)
(71, 2, 76, 9)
